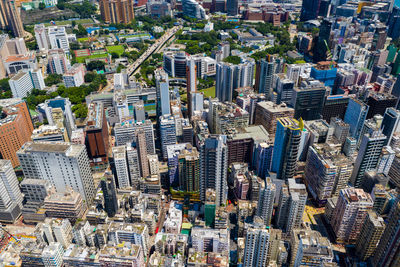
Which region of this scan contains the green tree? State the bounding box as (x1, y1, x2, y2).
(72, 104, 88, 118)
(84, 72, 97, 83)
(39, 2, 45, 10)
(223, 56, 241, 65)
(44, 74, 63, 86)
(87, 61, 105, 71)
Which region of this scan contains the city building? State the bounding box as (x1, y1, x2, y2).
(48, 49, 70, 74)
(271, 117, 302, 180)
(191, 227, 229, 253)
(322, 94, 351, 123)
(330, 187, 373, 243)
(255, 55, 277, 98)
(366, 93, 397, 119)
(381, 107, 400, 145)
(34, 24, 49, 51)
(199, 135, 228, 206)
(100, 175, 118, 217)
(344, 98, 369, 140)
(355, 210, 385, 262)
(99, 0, 135, 24)
(146, 0, 172, 18)
(163, 51, 187, 78)
(275, 179, 307, 234)
(256, 178, 276, 226)
(0, 160, 23, 223)
(0, 98, 34, 167)
(41, 242, 64, 267)
(243, 226, 270, 267)
(155, 69, 170, 116)
(0, 0, 24, 37)
(17, 142, 96, 203)
(63, 63, 86, 88)
(9, 69, 45, 98)
(20, 179, 51, 203)
(112, 146, 130, 188)
(181, 0, 207, 19)
(137, 129, 150, 178)
(47, 26, 70, 53)
(160, 114, 177, 160)
(114, 119, 155, 154)
(178, 146, 200, 192)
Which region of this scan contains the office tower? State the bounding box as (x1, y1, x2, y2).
(256, 178, 276, 226)
(357, 115, 383, 149)
(290, 229, 334, 267)
(112, 146, 130, 188)
(355, 210, 385, 261)
(351, 132, 386, 188)
(366, 93, 397, 120)
(371, 23, 388, 51)
(199, 135, 228, 207)
(100, 176, 118, 217)
(300, 0, 321, 21)
(0, 99, 33, 167)
(305, 144, 352, 206)
(85, 102, 110, 166)
(136, 129, 150, 178)
(17, 142, 96, 203)
(163, 51, 187, 78)
(167, 143, 192, 186)
(271, 117, 301, 180)
(253, 142, 273, 179)
(313, 18, 333, 62)
(274, 74, 294, 105)
(126, 143, 140, 189)
(344, 98, 369, 140)
(377, 146, 395, 177)
(48, 49, 69, 74)
(381, 107, 400, 146)
(291, 80, 327, 121)
(0, 160, 23, 223)
(388, 6, 400, 39)
(0, 0, 24, 37)
(186, 58, 197, 118)
(34, 24, 48, 51)
(372, 201, 400, 267)
(155, 69, 170, 116)
(178, 146, 200, 192)
(226, 0, 238, 15)
(215, 59, 255, 102)
(9, 69, 45, 98)
(275, 179, 307, 233)
(160, 115, 177, 160)
(181, 0, 207, 19)
(63, 63, 86, 88)
(47, 26, 70, 54)
(99, 0, 135, 24)
(243, 227, 270, 267)
(114, 120, 155, 154)
(255, 55, 275, 98)
(254, 101, 294, 139)
(371, 184, 390, 215)
(330, 187, 373, 244)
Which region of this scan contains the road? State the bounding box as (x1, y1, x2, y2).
(127, 25, 182, 77)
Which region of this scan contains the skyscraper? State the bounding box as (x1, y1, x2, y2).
(112, 146, 130, 188)
(186, 58, 197, 118)
(0, 0, 24, 37)
(17, 142, 96, 203)
(255, 55, 275, 98)
(313, 18, 333, 62)
(155, 69, 170, 117)
(200, 135, 228, 207)
(34, 24, 48, 51)
(351, 132, 386, 188)
(136, 129, 150, 178)
(243, 226, 270, 267)
(330, 187, 373, 244)
(366, 93, 397, 120)
(100, 175, 118, 217)
(226, 0, 238, 16)
(99, 0, 135, 24)
(181, 0, 208, 19)
(344, 98, 369, 140)
(0, 160, 23, 223)
(160, 115, 177, 160)
(256, 178, 276, 226)
(275, 179, 307, 233)
(271, 117, 302, 180)
(300, 0, 321, 21)
(381, 107, 400, 145)
(178, 146, 200, 192)
(126, 143, 141, 189)
(355, 210, 385, 262)
(372, 201, 400, 267)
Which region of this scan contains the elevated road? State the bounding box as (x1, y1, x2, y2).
(128, 25, 181, 77)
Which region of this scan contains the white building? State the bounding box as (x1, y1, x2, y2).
(63, 64, 85, 88)
(48, 49, 70, 74)
(47, 26, 70, 54)
(114, 120, 156, 154)
(191, 228, 229, 254)
(9, 69, 45, 98)
(34, 24, 49, 51)
(41, 242, 64, 267)
(243, 228, 270, 267)
(17, 142, 96, 203)
(256, 178, 276, 226)
(126, 143, 141, 189)
(0, 160, 24, 219)
(147, 154, 159, 176)
(112, 146, 130, 189)
(160, 115, 177, 159)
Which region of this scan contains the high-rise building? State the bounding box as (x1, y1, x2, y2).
(380, 107, 400, 145)
(112, 146, 130, 188)
(9, 69, 45, 98)
(146, 0, 172, 18)
(256, 178, 276, 226)
(178, 146, 200, 192)
(217, 42, 230, 60)
(20, 179, 51, 203)
(271, 117, 302, 180)
(155, 69, 170, 117)
(34, 24, 48, 51)
(388, 6, 400, 39)
(0, 0, 24, 37)
(160, 115, 177, 160)
(186, 58, 197, 118)
(41, 242, 64, 267)
(274, 73, 294, 105)
(255, 55, 275, 98)
(330, 187, 373, 244)
(215, 59, 255, 102)
(48, 49, 70, 74)
(99, 0, 135, 24)
(254, 101, 294, 139)
(300, 0, 321, 21)
(0, 160, 23, 223)
(290, 229, 334, 267)
(313, 18, 333, 62)
(0, 98, 34, 167)
(181, 0, 207, 19)
(42, 97, 76, 138)
(322, 95, 351, 123)
(351, 132, 386, 188)
(291, 80, 327, 121)
(371, 184, 390, 215)
(126, 143, 140, 189)
(226, 0, 238, 16)
(85, 102, 109, 168)
(372, 201, 400, 267)
(371, 23, 388, 51)
(355, 210, 385, 262)
(305, 143, 353, 206)
(344, 98, 369, 140)
(17, 142, 96, 203)
(243, 226, 270, 267)
(199, 135, 228, 207)
(275, 179, 307, 233)
(47, 26, 70, 54)
(114, 119, 155, 154)
(63, 63, 86, 88)
(100, 175, 118, 217)
(136, 129, 150, 178)
(366, 93, 397, 120)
